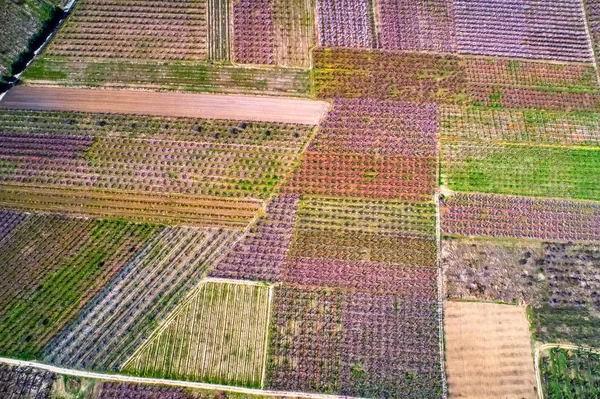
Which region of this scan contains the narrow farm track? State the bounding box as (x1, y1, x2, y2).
(0, 86, 329, 125)
(0, 357, 364, 399)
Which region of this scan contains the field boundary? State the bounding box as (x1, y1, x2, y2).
(0, 356, 365, 399)
(534, 343, 600, 399)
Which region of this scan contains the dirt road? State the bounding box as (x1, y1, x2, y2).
(0, 356, 361, 399)
(0, 86, 329, 125)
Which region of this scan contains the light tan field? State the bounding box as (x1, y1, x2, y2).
(0, 86, 329, 125)
(444, 301, 537, 399)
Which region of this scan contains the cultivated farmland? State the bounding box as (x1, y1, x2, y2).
(0, 104, 317, 225)
(540, 348, 600, 398)
(0, 364, 55, 398)
(0, 0, 62, 80)
(3, 0, 600, 397)
(316, 0, 375, 48)
(233, 0, 314, 68)
(314, 49, 469, 104)
(444, 301, 537, 399)
(454, 0, 593, 62)
(0, 213, 158, 359)
(43, 227, 240, 371)
(441, 141, 600, 200)
(123, 281, 271, 388)
(209, 195, 300, 282)
(441, 193, 600, 242)
(440, 106, 600, 145)
(377, 0, 456, 52)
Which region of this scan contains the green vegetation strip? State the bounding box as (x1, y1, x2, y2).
(442, 141, 600, 201)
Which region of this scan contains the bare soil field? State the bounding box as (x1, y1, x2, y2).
(444, 301, 537, 399)
(0, 86, 329, 125)
(442, 238, 546, 306)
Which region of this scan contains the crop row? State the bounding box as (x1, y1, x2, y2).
(0, 0, 60, 77)
(465, 58, 599, 93)
(316, 0, 375, 48)
(284, 152, 437, 200)
(378, 0, 456, 53)
(44, 227, 240, 371)
(314, 49, 468, 104)
(266, 284, 441, 397)
(122, 281, 270, 388)
(293, 197, 436, 238)
(540, 348, 600, 399)
(454, 0, 593, 62)
(0, 183, 261, 228)
(0, 209, 26, 243)
(471, 86, 600, 111)
(283, 258, 438, 294)
(0, 129, 308, 200)
(287, 229, 437, 267)
(47, 0, 207, 60)
(266, 285, 344, 393)
(586, 0, 600, 66)
(0, 110, 313, 150)
(207, 0, 230, 61)
(440, 192, 600, 242)
(22, 58, 312, 96)
(544, 242, 600, 310)
(233, 0, 313, 68)
(0, 365, 55, 398)
(441, 140, 600, 201)
(209, 195, 299, 282)
(440, 106, 600, 146)
(0, 214, 157, 359)
(309, 98, 438, 156)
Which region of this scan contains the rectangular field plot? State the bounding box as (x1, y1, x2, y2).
(454, 0, 593, 62)
(444, 302, 536, 399)
(122, 281, 271, 388)
(339, 291, 442, 398)
(540, 348, 600, 399)
(440, 193, 600, 242)
(44, 0, 208, 61)
(465, 58, 599, 93)
(309, 99, 438, 156)
(44, 227, 240, 371)
(441, 106, 600, 146)
(21, 58, 312, 96)
(442, 238, 546, 306)
(287, 197, 436, 267)
(233, 0, 314, 67)
(314, 49, 469, 104)
(377, 0, 456, 52)
(0, 214, 159, 359)
(441, 141, 600, 201)
(284, 152, 437, 200)
(266, 285, 344, 393)
(470, 86, 600, 111)
(1, 87, 327, 124)
(316, 0, 375, 48)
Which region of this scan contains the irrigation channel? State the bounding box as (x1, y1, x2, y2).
(0, 0, 77, 100)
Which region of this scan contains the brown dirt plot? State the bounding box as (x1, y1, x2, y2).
(444, 301, 537, 399)
(0, 86, 329, 125)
